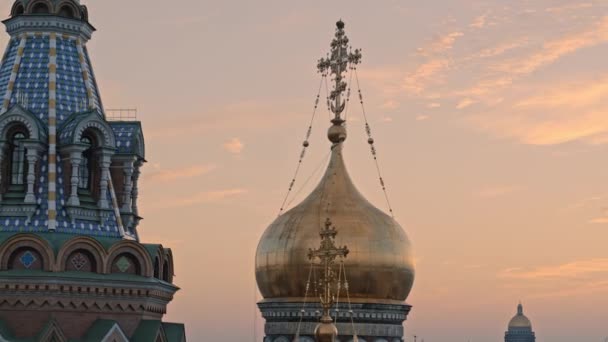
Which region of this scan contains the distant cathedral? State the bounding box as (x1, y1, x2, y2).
(255, 21, 415, 342)
(505, 303, 536, 342)
(0, 0, 185, 340)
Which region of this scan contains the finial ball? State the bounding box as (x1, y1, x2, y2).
(328, 124, 347, 143)
(303, 140, 310, 148)
(336, 20, 345, 30)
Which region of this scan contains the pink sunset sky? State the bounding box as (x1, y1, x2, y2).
(2, 0, 608, 341)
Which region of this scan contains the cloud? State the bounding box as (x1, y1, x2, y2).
(415, 114, 430, 121)
(145, 164, 217, 183)
(588, 217, 608, 224)
(456, 98, 476, 109)
(223, 138, 244, 154)
(402, 58, 450, 94)
(427, 102, 441, 108)
(471, 39, 529, 59)
(468, 109, 608, 145)
(499, 258, 608, 280)
(418, 31, 464, 56)
(470, 13, 489, 29)
(493, 16, 608, 76)
(516, 76, 608, 108)
(153, 188, 248, 209)
(475, 185, 523, 198)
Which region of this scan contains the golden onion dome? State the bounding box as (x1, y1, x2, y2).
(255, 141, 415, 303)
(508, 304, 533, 330)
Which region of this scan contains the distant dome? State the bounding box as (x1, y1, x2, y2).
(508, 303, 532, 330)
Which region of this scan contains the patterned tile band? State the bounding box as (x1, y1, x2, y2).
(1, 36, 27, 112)
(75, 39, 95, 110)
(47, 32, 57, 230)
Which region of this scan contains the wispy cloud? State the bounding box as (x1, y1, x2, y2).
(403, 58, 450, 94)
(223, 137, 244, 154)
(470, 13, 489, 29)
(145, 164, 217, 183)
(516, 76, 608, 108)
(456, 98, 476, 109)
(153, 188, 248, 209)
(499, 258, 608, 280)
(418, 31, 464, 56)
(493, 16, 608, 76)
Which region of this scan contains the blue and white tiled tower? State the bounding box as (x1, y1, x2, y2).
(0, 1, 185, 340)
(0, 0, 136, 237)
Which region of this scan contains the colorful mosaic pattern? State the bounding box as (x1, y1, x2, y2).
(110, 122, 142, 154)
(19, 250, 36, 268)
(116, 256, 131, 273)
(0, 39, 19, 106)
(10, 36, 49, 119)
(0, 31, 124, 238)
(70, 252, 87, 270)
(56, 37, 88, 123)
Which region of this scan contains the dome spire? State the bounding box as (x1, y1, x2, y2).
(518, 302, 523, 315)
(317, 20, 361, 144)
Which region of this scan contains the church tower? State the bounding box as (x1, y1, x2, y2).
(255, 21, 415, 342)
(505, 303, 536, 342)
(0, 1, 185, 340)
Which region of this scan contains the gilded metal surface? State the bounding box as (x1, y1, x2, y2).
(256, 143, 415, 303)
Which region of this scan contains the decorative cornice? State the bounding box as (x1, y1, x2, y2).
(3, 15, 95, 41)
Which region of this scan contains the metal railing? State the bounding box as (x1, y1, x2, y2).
(106, 108, 138, 121)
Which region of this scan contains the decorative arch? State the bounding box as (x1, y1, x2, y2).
(26, 0, 53, 14)
(0, 234, 54, 271)
(0, 107, 46, 142)
(68, 113, 116, 148)
(56, 236, 106, 273)
(10, 1, 25, 16)
(106, 241, 153, 277)
(55, 0, 81, 19)
(163, 248, 174, 283)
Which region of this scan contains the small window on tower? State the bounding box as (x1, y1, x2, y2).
(79, 135, 93, 190)
(31, 2, 50, 14)
(12, 4, 25, 16)
(58, 5, 75, 19)
(10, 132, 27, 186)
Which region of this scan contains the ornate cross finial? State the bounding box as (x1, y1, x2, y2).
(317, 20, 362, 123)
(308, 218, 349, 320)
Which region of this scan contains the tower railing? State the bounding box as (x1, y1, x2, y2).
(106, 108, 138, 121)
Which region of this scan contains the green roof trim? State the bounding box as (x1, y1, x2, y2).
(82, 319, 121, 342)
(162, 323, 186, 342)
(131, 320, 162, 342)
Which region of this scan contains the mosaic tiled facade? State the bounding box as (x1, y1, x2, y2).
(0, 1, 185, 340)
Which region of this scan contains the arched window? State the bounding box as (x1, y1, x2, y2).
(58, 5, 75, 19)
(31, 2, 50, 14)
(162, 260, 170, 282)
(12, 4, 25, 16)
(79, 135, 93, 190)
(8, 247, 43, 270)
(111, 253, 141, 275)
(65, 249, 97, 272)
(154, 257, 160, 278)
(10, 132, 27, 185)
